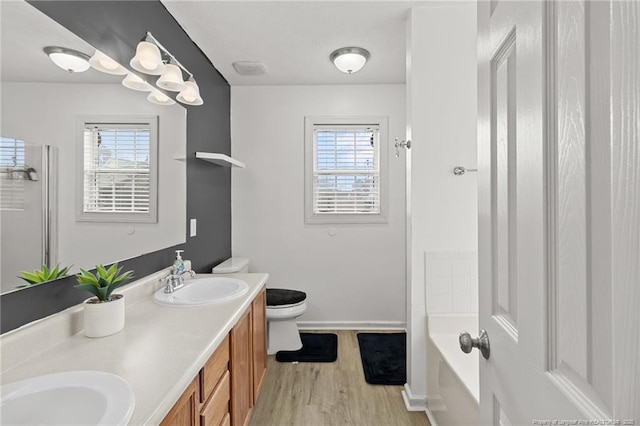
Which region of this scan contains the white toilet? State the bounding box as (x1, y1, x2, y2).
(212, 257, 307, 355)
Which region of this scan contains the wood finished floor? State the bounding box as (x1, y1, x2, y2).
(250, 330, 431, 426)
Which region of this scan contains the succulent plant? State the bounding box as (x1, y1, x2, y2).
(17, 263, 72, 287)
(75, 263, 134, 302)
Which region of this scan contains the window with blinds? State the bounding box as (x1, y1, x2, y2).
(78, 116, 157, 223)
(0, 137, 26, 211)
(305, 117, 388, 224)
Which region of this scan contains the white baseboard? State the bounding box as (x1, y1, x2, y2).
(425, 407, 439, 426)
(401, 383, 428, 411)
(297, 321, 406, 331)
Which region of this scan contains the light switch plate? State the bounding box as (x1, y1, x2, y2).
(190, 218, 197, 237)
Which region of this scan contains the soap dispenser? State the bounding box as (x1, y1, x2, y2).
(173, 250, 185, 275)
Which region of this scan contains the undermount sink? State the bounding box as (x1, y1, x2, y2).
(154, 277, 249, 307)
(0, 371, 135, 425)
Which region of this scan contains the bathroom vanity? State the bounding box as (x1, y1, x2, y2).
(162, 288, 267, 426)
(0, 269, 269, 425)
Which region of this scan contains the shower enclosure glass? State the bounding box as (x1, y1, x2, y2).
(0, 138, 54, 293)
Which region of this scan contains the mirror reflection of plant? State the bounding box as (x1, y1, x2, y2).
(17, 263, 72, 288)
(75, 263, 134, 303)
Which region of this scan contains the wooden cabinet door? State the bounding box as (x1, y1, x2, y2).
(230, 308, 252, 426)
(251, 288, 267, 404)
(161, 378, 199, 426)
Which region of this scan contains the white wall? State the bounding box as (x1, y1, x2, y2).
(1, 82, 186, 285)
(231, 84, 406, 327)
(404, 1, 477, 411)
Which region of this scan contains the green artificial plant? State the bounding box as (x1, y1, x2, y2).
(75, 263, 134, 302)
(17, 263, 72, 288)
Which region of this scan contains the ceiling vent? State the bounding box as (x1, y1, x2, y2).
(232, 61, 267, 76)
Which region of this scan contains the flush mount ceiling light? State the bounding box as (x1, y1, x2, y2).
(329, 47, 370, 74)
(43, 46, 90, 73)
(89, 50, 128, 75)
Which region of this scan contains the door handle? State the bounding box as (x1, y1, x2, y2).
(459, 329, 490, 360)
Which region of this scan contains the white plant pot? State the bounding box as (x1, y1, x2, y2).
(83, 294, 125, 338)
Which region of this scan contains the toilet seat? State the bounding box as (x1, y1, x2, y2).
(266, 288, 306, 307)
(267, 300, 305, 309)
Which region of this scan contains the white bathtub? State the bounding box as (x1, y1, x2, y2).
(426, 313, 479, 426)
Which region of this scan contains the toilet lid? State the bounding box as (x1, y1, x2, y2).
(266, 288, 307, 307)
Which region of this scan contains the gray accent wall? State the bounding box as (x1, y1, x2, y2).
(0, 1, 231, 333)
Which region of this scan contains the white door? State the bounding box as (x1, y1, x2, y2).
(477, 0, 639, 424)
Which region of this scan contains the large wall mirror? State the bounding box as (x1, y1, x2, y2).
(0, 1, 187, 295)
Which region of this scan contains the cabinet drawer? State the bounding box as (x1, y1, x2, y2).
(200, 335, 230, 404)
(200, 371, 230, 426)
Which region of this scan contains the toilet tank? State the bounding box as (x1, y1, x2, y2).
(212, 257, 249, 273)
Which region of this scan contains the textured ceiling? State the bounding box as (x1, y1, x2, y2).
(162, 1, 425, 86)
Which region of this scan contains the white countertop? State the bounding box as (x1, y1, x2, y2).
(0, 270, 269, 425)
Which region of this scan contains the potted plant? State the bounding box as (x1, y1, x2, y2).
(17, 263, 71, 288)
(76, 263, 134, 338)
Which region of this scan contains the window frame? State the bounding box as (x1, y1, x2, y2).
(304, 116, 388, 224)
(0, 136, 26, 211)
(76, 115, 158, 223)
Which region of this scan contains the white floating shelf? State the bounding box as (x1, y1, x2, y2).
(195, 152, 246, 168)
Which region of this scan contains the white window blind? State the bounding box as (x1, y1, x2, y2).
(313, 125, 380, 215)
(0, 137, 26, 210)
(82, 124, 151, 215)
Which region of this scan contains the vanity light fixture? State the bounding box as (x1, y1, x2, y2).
(43, 46, 90, 73)
(329, 47, 370, 74)
(122, 72, 153, 92)
(130, 40, 165, 75)
(176, 77, 203, 106)
(156, 61, 186, 92)
(89, 50, 128, 75)
(147, 89, 176, 106)
(130, 32, 204, 106)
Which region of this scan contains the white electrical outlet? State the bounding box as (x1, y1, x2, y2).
(190, 218, 197, 237)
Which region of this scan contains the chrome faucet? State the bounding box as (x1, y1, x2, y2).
(161, 270, 196, 294)
(162, 274, 182, 294)
(179, 269, 196, 280)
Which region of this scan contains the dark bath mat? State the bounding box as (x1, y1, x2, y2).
(275, 333, 338, 363)
(357, 332, 406, 385)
